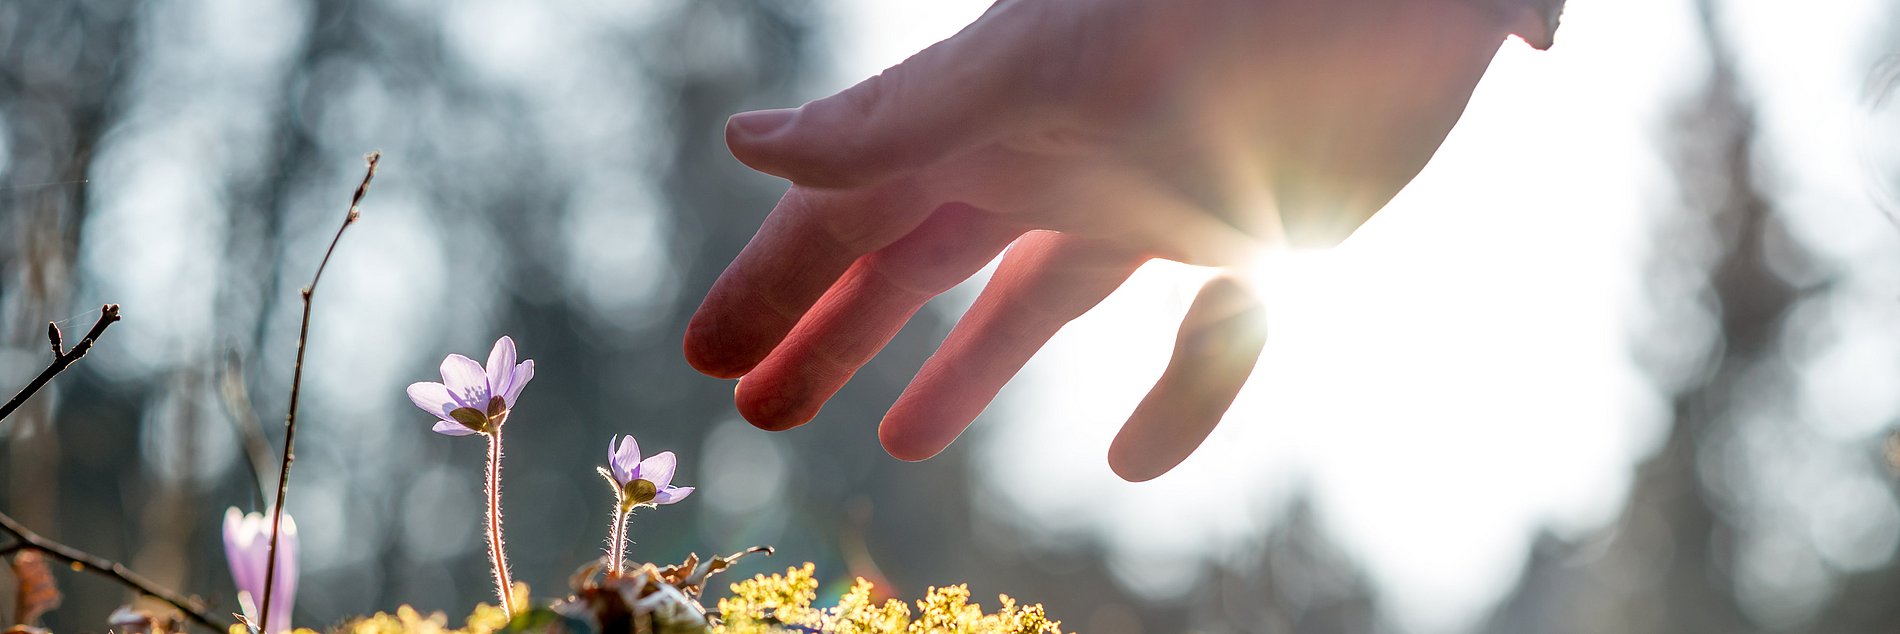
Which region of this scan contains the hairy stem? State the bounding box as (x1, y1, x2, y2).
(607, 507, 627, 575)
(486, 430, 515, 614)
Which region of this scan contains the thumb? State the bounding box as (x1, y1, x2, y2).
(726, 0, 1058, 188)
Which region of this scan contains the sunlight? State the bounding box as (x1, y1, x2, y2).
(1236, 246, 1351, 308)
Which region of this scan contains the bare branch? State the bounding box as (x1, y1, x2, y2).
(0, 304, 120, 423)
(260, 151, 380, 632)
(0, 510, 228, 632)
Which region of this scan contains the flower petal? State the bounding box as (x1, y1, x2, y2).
(486, 337, 517, 401)
(223, 508, 259, 599)
(611, 435, 642, 484)
(267, 514, 299, 634)
(607, 435, 623, 482)
(406, 382, 459, 421)
(501, 360, 534, 407)
(432, 420, 480, 436)
(652, 486, 694, 505)
(638, 451, 677, 490)
(439, 354, 490, 408)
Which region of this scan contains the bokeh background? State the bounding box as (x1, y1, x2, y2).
(2, 0, 1898, 632)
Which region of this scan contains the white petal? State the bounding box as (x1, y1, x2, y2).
(432, 420, 480, 436)
(502, 360, 534, 407)
(653, 486, 694, 505)
(406, 382, 458, 421)
(639, 451, 678, 490)
(439, 354, 490, 408)
(486, 336, 517, 399)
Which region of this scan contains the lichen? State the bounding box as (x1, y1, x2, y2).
(713, 564, 1062, 634)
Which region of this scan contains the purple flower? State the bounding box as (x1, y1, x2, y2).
(223, 508, 298, 634)
(603, 434, 694, 509)
(407, 336, 534, 436)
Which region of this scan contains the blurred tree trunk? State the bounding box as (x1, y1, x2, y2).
(1480, 1, 1900, 632)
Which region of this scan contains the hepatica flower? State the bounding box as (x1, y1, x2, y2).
(599, 434, 694, 575)
(604, 435, 695, 509)
(407, 336, 534, 436)
(224, 508, 298, 634)
(408, 335, 534, 615)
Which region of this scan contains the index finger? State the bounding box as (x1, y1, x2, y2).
(684, 183, 937, 378)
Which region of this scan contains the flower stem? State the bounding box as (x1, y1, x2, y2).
(485, 431, 515, 614)
(606, 507, 627, 576)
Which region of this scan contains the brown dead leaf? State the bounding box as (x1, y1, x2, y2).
(10, 551, 61, 626)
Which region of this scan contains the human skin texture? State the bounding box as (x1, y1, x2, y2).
(687, 0, 1564, 481)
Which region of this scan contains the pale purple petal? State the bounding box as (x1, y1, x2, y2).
(406, 382, 459, 422)
(223, 508, 259, 603)
(438, 354, 490, 408)
(268, 516, 298, 634)
(651, 486, 694, 505)
(432, 420, 479, 436)
(224, 508, 298, 633)
(501, 360, 534, 407)
(638, 451, 677, 490)
(610, 435, 641, 484)
(607, 435, 623, 482)
(485, 337, 517, 402)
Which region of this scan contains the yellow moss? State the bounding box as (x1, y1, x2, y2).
(336, 586, 522, 634)
(714, 566, 1061, 634)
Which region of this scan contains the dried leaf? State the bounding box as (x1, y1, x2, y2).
(9, 551, 60, 626)
(656, 553, 699, 586)
(111, 602, 184, 634)
(570, 559, 605, 591)
(683, 546, 772, 596)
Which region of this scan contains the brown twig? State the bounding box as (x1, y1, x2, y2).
(0, 304, 120, 423)
(259, 151, 379, 633)
(0, 509, 227, 632)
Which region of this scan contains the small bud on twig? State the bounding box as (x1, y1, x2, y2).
(46, 323, 61, 356)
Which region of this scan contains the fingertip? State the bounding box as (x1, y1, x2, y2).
(725, 108, 797, 179)
(1108, 456, 1166, 483)
(725, 106, 887, 189)
(1109, 423, 1178, 482)
(877, 414, 946, 463)
(1107, 405, 1174, 482)
(682, 314, 761, 379)
(728, 108, 795, 140)
(734, 375, 819, 432)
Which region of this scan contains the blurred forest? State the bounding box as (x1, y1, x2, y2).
(1, 1, 1898, 633)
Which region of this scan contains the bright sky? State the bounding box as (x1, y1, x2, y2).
(832, 0, 1886, 631)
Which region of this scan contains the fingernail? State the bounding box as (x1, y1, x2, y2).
(728, 108, 796, 139)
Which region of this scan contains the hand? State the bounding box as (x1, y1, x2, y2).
(686, 0, 1561, 480)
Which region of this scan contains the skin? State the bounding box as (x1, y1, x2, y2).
(685, 0, 1558, 480)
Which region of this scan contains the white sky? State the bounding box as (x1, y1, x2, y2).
(832, 0, 1888, 631)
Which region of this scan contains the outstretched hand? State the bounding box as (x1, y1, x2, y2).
(686, 0, 1561, 480)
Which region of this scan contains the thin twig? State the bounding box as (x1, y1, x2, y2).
(0, 509, 228, 632)
(259, 151, 379, 633)
(0, 304, 120, 422)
